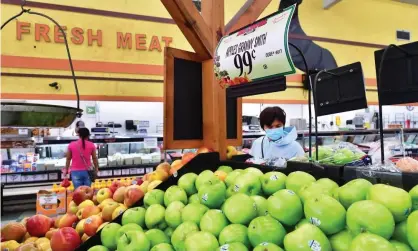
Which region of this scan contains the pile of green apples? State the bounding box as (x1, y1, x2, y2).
(88, 166, 418, 251)
(309, 146, 365, 165)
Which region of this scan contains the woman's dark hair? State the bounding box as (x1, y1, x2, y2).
(259, 106, 286, 129)
(78, 128, 90, 149)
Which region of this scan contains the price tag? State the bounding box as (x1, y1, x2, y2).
(97, 171, 104, 177)
(130, 169, 137, 175)
(7, 174, 22, 183)
(22, 175, 35, 182)
(214, 5, 296, 88)
(38, 194, 58, 205)
(113, 169, 121, 176)
(145, 167, 154, 173)
(1, 175, 6, 183)
(144, 138, 158, 149)
(18, 129, 29, 135)
(137, 168, 145, 174)
(122, 169, 130, 175)
(48, 173, 58, 180)
(105, 170, 113, 176)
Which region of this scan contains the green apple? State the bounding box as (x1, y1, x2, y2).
(251, 195, 268, 216)
(329, 230, 353, 251)
(122, 207, 146, 227)
(145, 204, 166, 229)
(232, 172, 262, 196)
(181, 203, 209, 224)
(217, 242, 249, 251)
(115, 223, 144, 242)
(165, 201, 185, 228)
(188, 194, 200, 204)
(260, 172, 287, 196)
(219, 224, 251, 248)
(225, 170, 244, 187)
(244, 167, 264, 177)
(410, 185, 418, 212)
(195, 170, 216, 191)
(217, 165, 233, 173)
(338, 179, 372, 209)
(88, 245, 109, 251)
(117, 231, 150, 251)
(151, 243, 174, 251)
(178, 173, 198, 196)
(253, 242, 284, 251)
(367, 184, 412, 223)
(332, 187, 340, 201)
(144, 189, 165, 208)
(185, 231, 219, 251)
(316, 178, 339, 192)
(392, 221, 409, 244)
(226, 185, 236, 198)
(295, 218, 310, 229)
(198, 181, 226, 209)
(267, 189, 303, 226)
(346, 200, 395, 239)
(171, 221, 199, 251)
(164, 185, 188, 207)
(145, 229, 170, 247)
(390, 240, 412, 251)
(200, 209, 229, 237)
(101, 223, 121, 250)
(299, 182, 332, 203)
(349, 233, 396, 251)
(247, 216, 286, 247)
(283, 224, 331, 251)
(407, 211, 418, 251)
(164, 227, 174, 239)
(285, 171, 316, 195)
(304, 194, 346, 235)
(223, 193, 257, 225)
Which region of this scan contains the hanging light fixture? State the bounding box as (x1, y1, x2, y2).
(1, 0, 83, 128)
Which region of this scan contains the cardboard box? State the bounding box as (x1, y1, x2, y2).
(36, 189, 67, 217)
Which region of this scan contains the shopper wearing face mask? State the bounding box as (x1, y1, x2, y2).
(250, 106, 305, 162)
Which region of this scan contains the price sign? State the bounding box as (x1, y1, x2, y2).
(18, 129, 29, 135)
(130, 169, 138, 175)
(122, 169, 130, 175)
(214, 5, 296, 88)
(145, 167, 154, 173)
(7, 174, 22, 183)
(113, 169, 121, 176)
(144, 138, 158, 149)
(1, 175, 6, 183)
(22, 175, 35, 182)
(48, 173, 58, 180)
(138, 168, 145, 174)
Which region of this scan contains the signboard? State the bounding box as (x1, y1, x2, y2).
(214, 5, 296, 88)
(144, 138, 158, 149)
(86, 106, 96, 115)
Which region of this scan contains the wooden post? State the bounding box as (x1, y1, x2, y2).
(161, 0, 272, 159)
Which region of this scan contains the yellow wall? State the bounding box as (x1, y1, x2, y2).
(1, 0, 417, 104)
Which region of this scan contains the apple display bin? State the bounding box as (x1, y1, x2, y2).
(76, 152, 413, 250)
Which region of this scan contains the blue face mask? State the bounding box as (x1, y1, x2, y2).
(265, 127, 285, 141)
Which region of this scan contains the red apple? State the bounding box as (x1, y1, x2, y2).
(124, 187, 145, 208)
(50, 227, 81, 251)
(58, 213, 78, 228)
(197, 147, 212, 154)
(113, 187, 127, 203)
(109, 180, 123, 194)
(26, 215, 52, 237)
(1, 222, 27, 241)
(83, 215, 103, 236)
(72, 186, 94, 205)
(134, 177, 144, 186)
(96, 188, 113, 204)
(181, 152, 196, 165)
(81, 205, 101, 219)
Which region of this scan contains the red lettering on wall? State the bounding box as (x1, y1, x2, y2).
(135, 34, 147, 50)
(149, 35, 162, 52)
(35, 23, 51, 42)
(54, 25, 67, 43)
(162, 36, 173, 47)
(117, 32, 132, 49)
(16, 21, 31, 40)
(88, 29, 102, 46)
(71, 27, 84, 45)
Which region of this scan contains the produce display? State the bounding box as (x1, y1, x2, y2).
(77, 165, 417, 251)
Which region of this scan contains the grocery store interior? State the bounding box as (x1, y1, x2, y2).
(1, 0, 418, 250)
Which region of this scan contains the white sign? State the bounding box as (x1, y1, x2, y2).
(18, 129, 29, 135)
(39, 194, 58, 205)
(113, 169, 122, 176)
(7, 174, 22, 183)
(144, 138, 158, 149)
(214, 5, 296, 88)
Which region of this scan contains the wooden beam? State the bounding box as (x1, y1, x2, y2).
(161, 0, 213, 59)
(225, 0, 274, 34)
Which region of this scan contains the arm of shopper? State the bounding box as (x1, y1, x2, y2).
(92, 150, 99, 173)
(65, 149, 72, 175)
